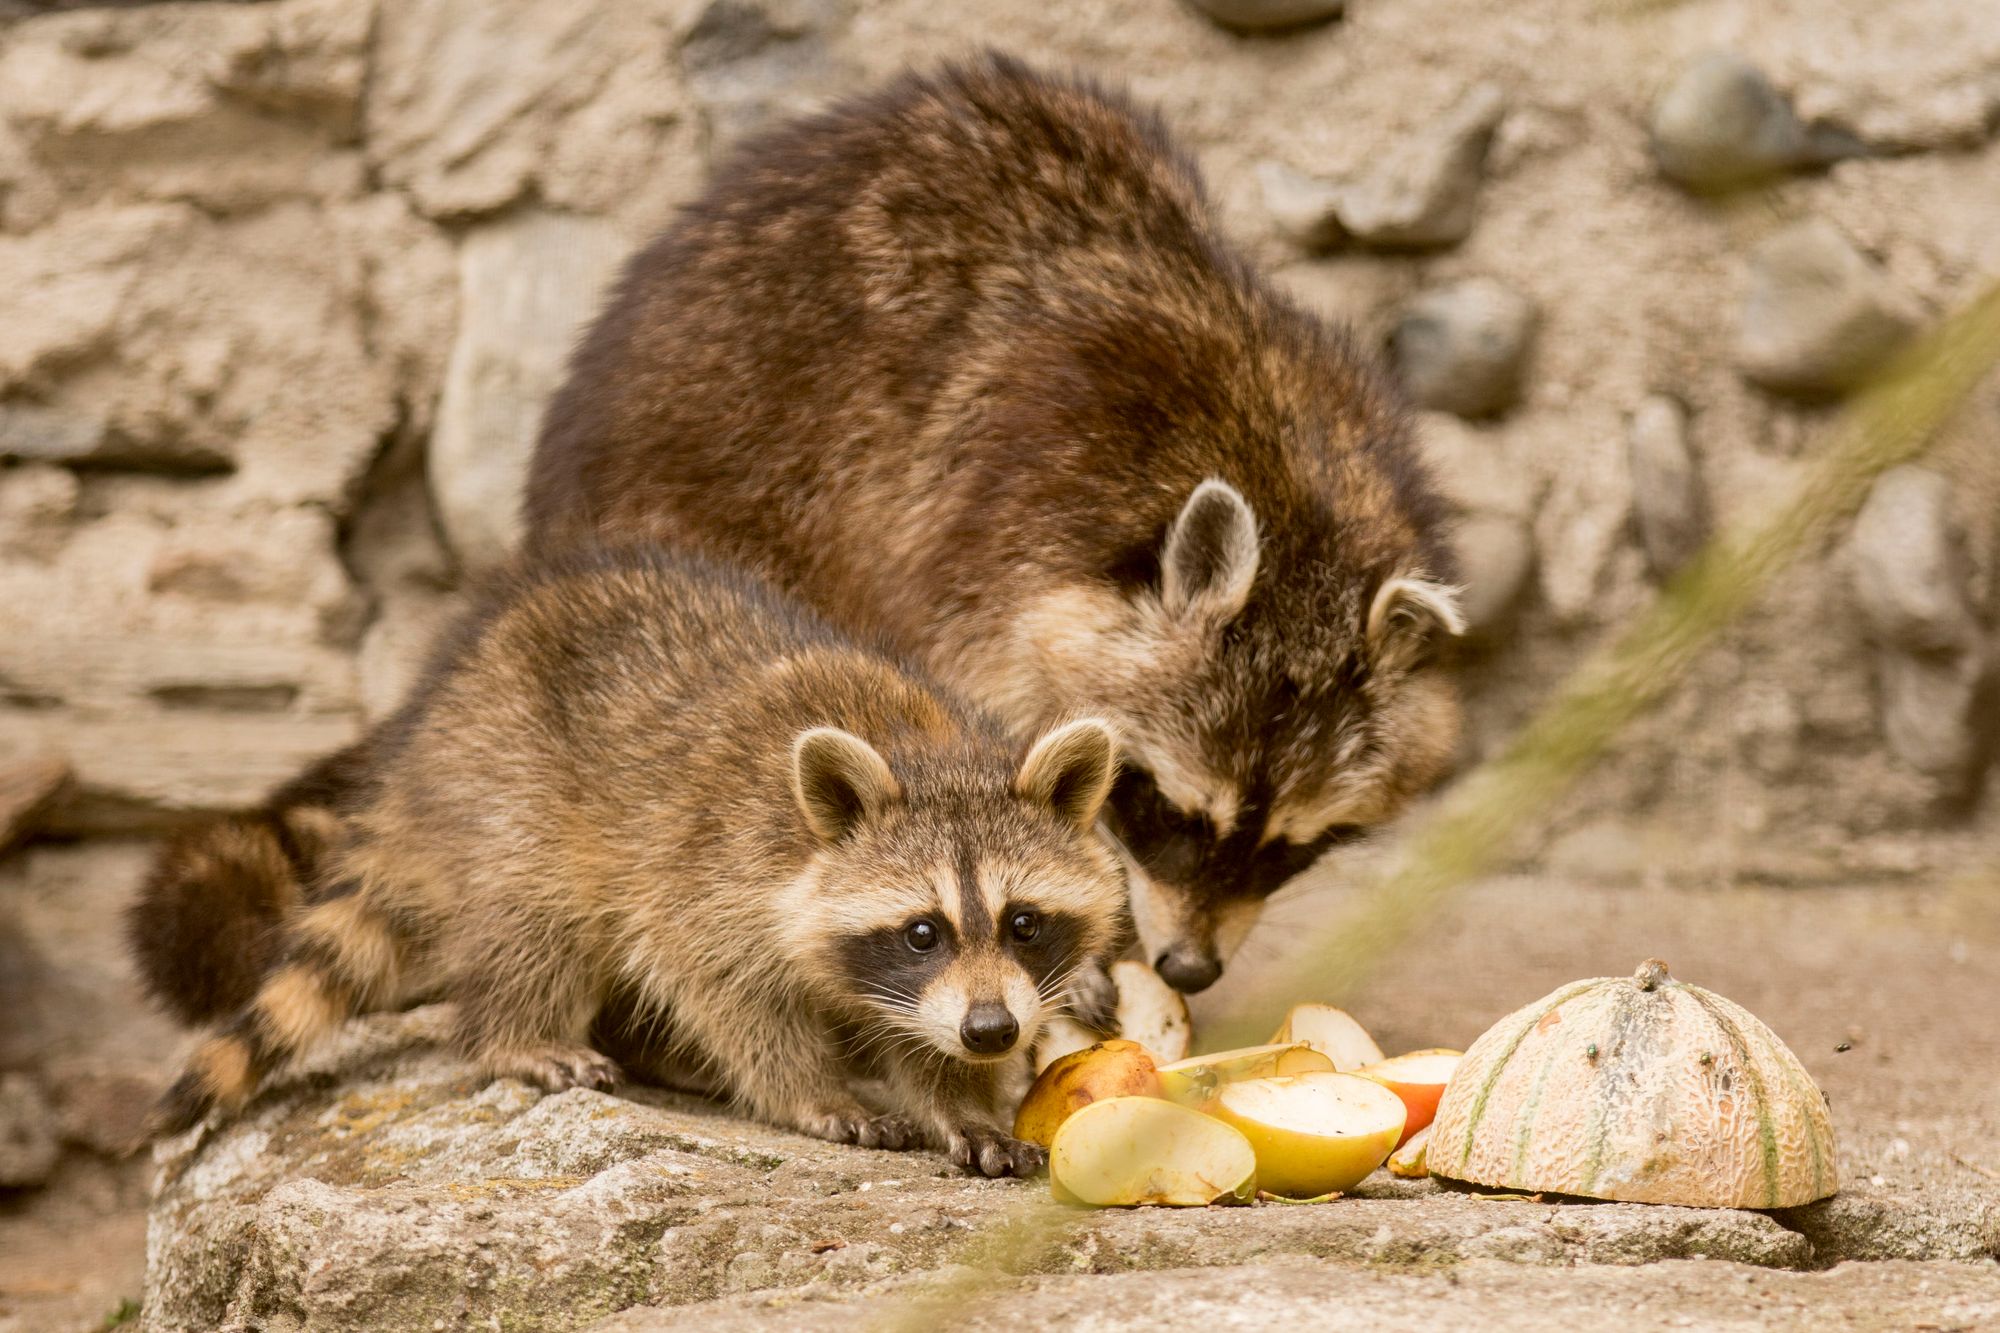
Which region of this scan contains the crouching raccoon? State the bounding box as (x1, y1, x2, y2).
(134, 549, 1125, 1177)
(528, 55, 1465, 996)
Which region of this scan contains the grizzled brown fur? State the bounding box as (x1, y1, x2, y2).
(529, 55, 1463, 992)
(140, 549, 1124, 1177)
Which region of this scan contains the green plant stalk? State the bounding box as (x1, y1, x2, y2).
(873, 281, 2000, 1332)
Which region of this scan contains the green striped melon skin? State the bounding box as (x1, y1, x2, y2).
(1427, 961, 1837, 1208)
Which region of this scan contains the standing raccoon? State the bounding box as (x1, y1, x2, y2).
(140, 550, 1124, 1177)
(528, 55, 1464, 994)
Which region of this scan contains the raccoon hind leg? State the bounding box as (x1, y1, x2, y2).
(450, 947, 620, 1094)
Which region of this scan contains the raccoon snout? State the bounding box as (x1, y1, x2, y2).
(959, 1002, 1020, 1056)
(1155, 946, 1222, 994)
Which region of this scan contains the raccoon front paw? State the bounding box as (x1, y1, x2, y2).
(849, 1112, 925, 1151)
(490, 1044, 622, 1094)
(1068, 958, 1120, 1034)
(948, 1127, 1046, 1179)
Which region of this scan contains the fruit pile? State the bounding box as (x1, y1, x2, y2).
(1019, 959, 1838, 1209)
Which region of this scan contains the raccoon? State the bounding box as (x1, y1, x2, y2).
(140, 549, 1124, 1177)
(526, 55, 1463, 994)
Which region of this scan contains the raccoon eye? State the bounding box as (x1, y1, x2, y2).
(904, 919, 940, 953)
(1008, 910, 1041, 943)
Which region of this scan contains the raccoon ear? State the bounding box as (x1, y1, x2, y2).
(1015, 718, 1118, 831)
(1161, 480, 1259, 620)
(1367, 575, 1467, 660)
(791, 727, 901, 843)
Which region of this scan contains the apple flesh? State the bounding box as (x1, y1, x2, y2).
(1110, 959, 1193, 1063)
(1207, 1071, 1407, 1198)
(1269, 1004, 1386, 1071)
(1014, 1039, 1164, 1148)
(1156, 1043, 1335, 1107)
(1352, 1049, 1462, 1146)
(1049, 1095, 1257, 1207)
(1387, 1124, 1431, 1178)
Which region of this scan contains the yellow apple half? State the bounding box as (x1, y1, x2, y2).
(1014, 1039, 1164, 1148)
(1387, 1123, 1431, 1178)
(1155, 1043, 1335, 1107)
(1269, 1003, 1386, 1071)
(1352, 1049, 1462, 1146)
(1208, 1071, 1407, 1198)
(1110, 959, 1193, 1063)
(1049, 1095, 1257, 1207)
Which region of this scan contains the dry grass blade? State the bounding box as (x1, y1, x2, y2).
(869, 280, 2000, 1332)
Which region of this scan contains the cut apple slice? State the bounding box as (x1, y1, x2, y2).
(1208, 1071, 1407, 1198)
(1352, 1049, 1462, 1146)
(1156, 1043, 1334, 1107)
(1269, 1003, 1385, 1071)
(1014, 1039, 1164, 1148)
(1049, 1095, 1257, 1207)
(1387, 1124, 1431, 1178)
(1110, 959, 1193, 1063)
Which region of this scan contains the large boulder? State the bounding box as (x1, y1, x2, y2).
(143, 1008, 1925, 1331)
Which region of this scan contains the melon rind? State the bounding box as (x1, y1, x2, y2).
(1427, 963, 1837, 1208)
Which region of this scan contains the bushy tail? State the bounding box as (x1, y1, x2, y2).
(126, 742, 375, 1027)
(152, 889, 409, 1136)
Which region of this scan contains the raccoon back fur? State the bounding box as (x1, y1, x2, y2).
(144, 549, 1125, 1177)
(527, 54, 1466, 995)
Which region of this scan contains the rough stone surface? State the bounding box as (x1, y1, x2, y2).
(598, 1259, 2000, 1331)
(1453, 513, 1535, 639)
(430, 210, 629, 572)
(684, 0, 852, 156)
(1626, 394, 1709, 581)
(1256, 160, 1344, 251)
(1735, 219, 1920, 398)
(1389, 277, 1537, 418)
(144, 1011, 1829, 1331)
(1184, 0, 1344, 33)
(0, 1071, 59, 1189)
(1775, 1187, 2000, 1264)
(1649, 52, 1858, 193)
(1848, 466, 1990, 785)
(1336, 83, 1505, 249)
(365, 0, 702, 227)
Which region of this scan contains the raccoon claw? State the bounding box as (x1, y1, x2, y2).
(949, 1128, 1046, 1179)
(497, 1046, 622, 1094)
(853, 1113, 924, 1151)
(1068, 958, 1120, 1034)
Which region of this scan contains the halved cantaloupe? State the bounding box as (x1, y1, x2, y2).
(1353, 1049, 1462, 1146)
(1427, 959, 1838, 1207)
(1269, 1003, 1386, 1071)
(1049, 1095, 1257, 1207)
(1207, 1071, 1407, 1198)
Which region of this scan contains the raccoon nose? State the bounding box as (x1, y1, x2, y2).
(1155, 947, 1222, 994)
(960, 1003, 1020, 1055)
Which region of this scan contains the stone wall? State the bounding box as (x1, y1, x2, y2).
(4, 0, 1997, 856)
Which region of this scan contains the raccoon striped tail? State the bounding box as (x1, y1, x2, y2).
(151, 889, 407, 1137)
(125, 743, 373, 1027)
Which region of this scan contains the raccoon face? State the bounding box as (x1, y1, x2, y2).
(784, 719, 1125, 1064)
(1011, 481, 1463, 994)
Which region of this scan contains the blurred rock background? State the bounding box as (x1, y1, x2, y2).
(0, 0, 1996, 1325)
